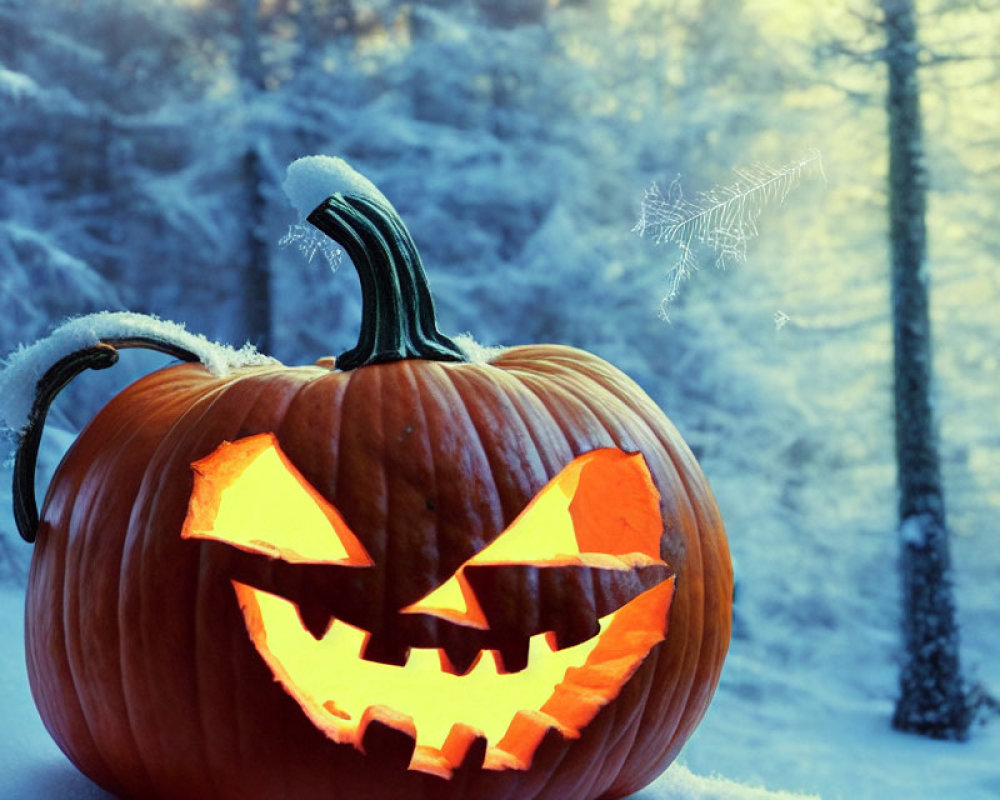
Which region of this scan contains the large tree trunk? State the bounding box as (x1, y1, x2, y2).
(239, 0, 271, 352)
(241, 146, 271, 353)
(881, 0, 969, 740)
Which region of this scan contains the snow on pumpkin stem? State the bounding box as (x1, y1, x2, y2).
(283, 155, 394, 219)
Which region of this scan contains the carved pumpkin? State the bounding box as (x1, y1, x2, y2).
(13, 172, 732, 800)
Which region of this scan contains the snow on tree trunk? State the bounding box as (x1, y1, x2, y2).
(881, 0, 970, 740)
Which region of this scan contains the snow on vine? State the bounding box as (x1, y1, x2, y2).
(0, 311, 272, 434)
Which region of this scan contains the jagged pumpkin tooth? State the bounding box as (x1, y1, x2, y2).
(442, 723, 488, 771)
(493, 636, 530, 674)
(359, 705, 417, 769)
(438, 639, 484, 677)
(360, 632, 410, 667)
(296, 600, 333, 641)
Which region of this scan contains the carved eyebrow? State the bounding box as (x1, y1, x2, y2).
(181, 433, 373, 567)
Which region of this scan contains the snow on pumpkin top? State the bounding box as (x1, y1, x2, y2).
(0, 311, 273, 434)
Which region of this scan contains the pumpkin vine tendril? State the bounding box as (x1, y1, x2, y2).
(14, 337, 202, 543)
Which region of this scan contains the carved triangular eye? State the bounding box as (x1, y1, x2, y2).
(402, 448, 664, 628)
(181, 433, 373, 567)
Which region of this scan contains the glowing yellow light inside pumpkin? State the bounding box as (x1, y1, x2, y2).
(181, 433, 371, 565)
(181, 435, 674, 776)
(234, 578, 673, 775)
(237, 582, 606, 749)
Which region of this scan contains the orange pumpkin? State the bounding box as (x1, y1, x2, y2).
(14, 189, 732, 799)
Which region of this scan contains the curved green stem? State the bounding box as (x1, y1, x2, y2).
(306, 194, 466, 370)
(14, 337, 202, 543)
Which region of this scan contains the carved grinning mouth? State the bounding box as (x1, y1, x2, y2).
(233, 578, 673, 777)
(182, 433, 675, 777)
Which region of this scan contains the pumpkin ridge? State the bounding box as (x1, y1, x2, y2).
(327, 362, 355, 531)
(581, 688, 644, 800)
(505, 370, 674, 796)
(126, 381, 233, 796)
(433, 362, 542, 537)
(505, 365, 622, 462)
(270, 369, 352, 546)
(199, 370, 323, 794)
(68, 376, 191, 795)
(486, 345, 611, 379)
(486, 364, 575, 503)
(191, 527, 235, 800)
(28, 444, 121, 792)
(60, 382, 151, 790)
(340, 365, 391, 626)
(575, 414, 721, 788)
(76, 405, 165, 792)
(240, 366, 323, 446)
(397, 359, 504, 663)
(492, 364, 586, 473)
(124, 369, 279, 794)
(400, 360, 454, 605)
(189, 373, 314, 797)
(106, 414, 187, 797)
(379, 362, 416, 647)
(136, 368, 254, 459)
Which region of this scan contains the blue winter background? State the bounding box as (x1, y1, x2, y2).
(1, 1, 998, 797)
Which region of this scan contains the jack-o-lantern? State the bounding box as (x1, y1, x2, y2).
(11, 162, 732, 800)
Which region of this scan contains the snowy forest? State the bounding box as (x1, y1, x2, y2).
(1, 0, 998, 797)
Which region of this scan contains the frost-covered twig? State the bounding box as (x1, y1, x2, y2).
(279, 223, 344, 272)
(635, 150, 824, 319)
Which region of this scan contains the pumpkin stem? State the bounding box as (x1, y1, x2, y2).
(13, 337, 202, 543)
(306, 194, 466, 370)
